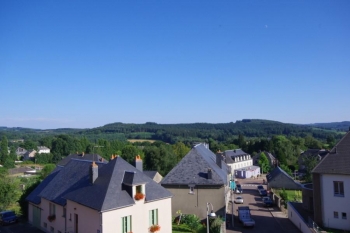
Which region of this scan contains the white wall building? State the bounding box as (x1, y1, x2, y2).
(312, 130, 350, 231)
(221, 149, 254, 178)
(37, 146, 50, 154)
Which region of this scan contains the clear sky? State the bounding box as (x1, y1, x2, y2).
(1, 0, 349, 129)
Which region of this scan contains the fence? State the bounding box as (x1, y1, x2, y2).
(308, 216, 325, 233)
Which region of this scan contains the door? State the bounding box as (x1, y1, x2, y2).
(32, 205, 41, 228)
(74, 214, 78, 233)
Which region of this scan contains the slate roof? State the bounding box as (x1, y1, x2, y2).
(27, 157, 172, 212)
(313, 131, 350, 175)
(223, 149, 250, 164)
(301, 149, 329, 159)
(266, 166, 294, 183)
(161, 144, 229, 186)
(57, 153, 106, 166)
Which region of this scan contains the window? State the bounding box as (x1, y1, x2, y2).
(44, 222, 47, 228)
(149, 209, 158, 226)
(189, 186, 194, 194)
(342, 212, 347, 219)
(136, 185, 142, 193)
(121, 215, 131, 233)
(49, 202, 56, 216)
(334, 181, 344, 196)
(50, 226, 54, 233)
(334, 211, 338, 218)
(63, 207, 66, 218)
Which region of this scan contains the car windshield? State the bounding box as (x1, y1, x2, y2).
(236, 196, 242, 199)
(258, 185, 263, 189)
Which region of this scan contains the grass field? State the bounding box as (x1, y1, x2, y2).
(127, 139, 156, 143)
(274, 189, 302, 202)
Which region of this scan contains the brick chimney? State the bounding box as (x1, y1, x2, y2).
(216, 150, 222, 169)
(135, 155, 143, 172)
(208, 168, 212, 179)
(90, 161, 98, 184)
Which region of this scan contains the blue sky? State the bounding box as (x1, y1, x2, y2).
(1, 0, 349, 129)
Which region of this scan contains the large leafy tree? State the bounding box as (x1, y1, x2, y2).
(172, 142, 190, 162)
(302, 155, 319, 182)
(0, 169, 17, 210)
(0, 136, 9, 164)
(258, 152, 270, 174)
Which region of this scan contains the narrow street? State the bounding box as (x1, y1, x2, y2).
(226, 176, 300, 233)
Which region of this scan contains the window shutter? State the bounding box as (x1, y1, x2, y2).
(155, 209, 158, 225)
(149, 210, 152, 226)
(127, 215, 131, 231)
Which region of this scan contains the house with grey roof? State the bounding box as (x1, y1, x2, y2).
(311, 130, 350, 231)
(57, 152, 106, 166)
(266, 166, 301, 190)
(161, 143, 230, 220)
(23, 149, 37, 161)
(221, 149, 257, 178)
(298, 149, 329, 175)
(16, 147, 27, 157)
(26, 156, 173, 233)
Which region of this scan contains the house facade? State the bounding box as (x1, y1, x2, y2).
(161, 144, 230, 220)
(23, 150, 37, 161)
(221, 149, 254, 178)
(266, 166, 301, 190)
(37, 146, 50, 154)
(26, 156, 172, 233)
(312, 130, 350, 231)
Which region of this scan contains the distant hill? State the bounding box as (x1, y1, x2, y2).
(306, 121, 350, 131)
(1, 119, 348, 143)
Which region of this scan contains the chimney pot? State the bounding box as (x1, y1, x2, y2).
(90, 162, 98, 184)
(208, 168, 212, 179)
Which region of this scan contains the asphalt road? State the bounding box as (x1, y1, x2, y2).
(226, 178, 301, 233)
(0, 219, 43, 233)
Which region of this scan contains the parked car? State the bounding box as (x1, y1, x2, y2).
(259, 189, 267, 196)
(234, 196, 244, 204)
(257, 185, 264, 191)
(235, 184, 243, 193)
(0, 210, 18, 225)
(262, 196, 274, 207)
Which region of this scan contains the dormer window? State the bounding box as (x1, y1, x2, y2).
(188, 182, 195, 194)
(134, 185, 145, 201)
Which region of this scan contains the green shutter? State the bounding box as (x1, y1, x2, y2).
(155, 209, 158, 225)
(127, 215, 131, 231)
(149, 210, 152, 226)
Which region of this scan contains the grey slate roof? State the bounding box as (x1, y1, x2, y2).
(266, 166, 294, 183)
(223, 149, 249, 164)
(313, 131, 350, 175)
(57, 153, 106, 166)
(27, 157, 172, 212)
(161, 144, 229, 186)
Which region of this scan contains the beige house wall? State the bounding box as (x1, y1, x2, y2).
(39, 198, 66, 233)
(102, 197, 172, 233)
(166, 186, 227, 220)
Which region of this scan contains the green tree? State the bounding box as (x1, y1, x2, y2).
(302, 155, 319, 182)
(182, 214, 201, 233)
(121, 145, 141, 164)
(258, 152, 270, 174)
(280, 164, 293, 176)
(41, 164, 56, 179)
(0, 174, 17, 210)
(18, 179, 40, 217)
(0, 136, 9, 164)
(172, 142, 190, 162)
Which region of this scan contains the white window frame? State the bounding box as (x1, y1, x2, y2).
(334, 181, 344, 197)
(149, 209, 158, 226)
(121, 215, 131, 233)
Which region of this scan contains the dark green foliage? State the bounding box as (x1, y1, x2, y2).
(258, 152, 270, 174)
(18, 179, 40, 217)
(0, 136, 9, 164)
(209, 217, 224, 233)
(181, 214, 201, 232)
(40, 164, 56, 179)
(302, 155, 319, 182)
(0, 175, 17, 210)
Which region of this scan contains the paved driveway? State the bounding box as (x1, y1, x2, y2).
(226, 177, 301, 233)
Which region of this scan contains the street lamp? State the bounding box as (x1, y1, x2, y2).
(206, 203, 216, 233)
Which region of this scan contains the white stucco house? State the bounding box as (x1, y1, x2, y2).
(37, 146, 50, 154)
(221, 149, 255, 178)
(26, 156, 172, 233)
(312, 130, 350, 231)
